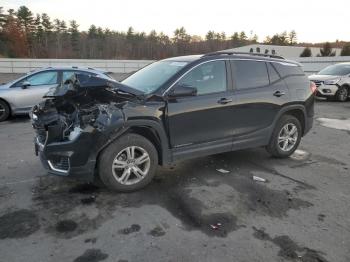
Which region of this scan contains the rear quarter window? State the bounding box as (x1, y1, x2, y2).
(272, 62, 305, 78)
(267, 62, 281, 83)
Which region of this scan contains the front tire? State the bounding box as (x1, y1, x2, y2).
(98, 133, 158, 192)
(0, 100, 10, 122)
(266, 115, 302, 158)
(335, 86, 348, 102)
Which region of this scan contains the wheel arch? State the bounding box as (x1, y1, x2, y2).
(341, 83, 350, 93)
(96, 120, 171, 167)
(0, 97, 11, 113)
(284, 109, 305, 134)
(0, 97, 12, 119)
(274, 105, 307, 135)
(127, 126, 165, 165)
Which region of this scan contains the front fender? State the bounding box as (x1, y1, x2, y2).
(98, 119, 171, 165)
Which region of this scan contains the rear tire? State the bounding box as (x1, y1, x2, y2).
(0, 100, 10, 122)
(266, 115, 302, 158)
(335, 86, 348, 102)
(98, 133, 158, 192)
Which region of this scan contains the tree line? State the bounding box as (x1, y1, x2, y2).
(0, 5, 350, 59)
(300, 42, 350, 57)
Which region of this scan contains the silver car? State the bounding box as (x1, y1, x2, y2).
(0, 67, 113, 121)
(308, 63, 350, 102)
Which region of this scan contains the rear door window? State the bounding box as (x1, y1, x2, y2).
(62, 70, 96, 83)
(231, 60, 269, 89)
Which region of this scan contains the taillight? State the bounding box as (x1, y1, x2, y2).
(310, 81, 317, 94)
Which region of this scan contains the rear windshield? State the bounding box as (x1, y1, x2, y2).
(318, 64, 350, 76)
(122, 61, 188, 94)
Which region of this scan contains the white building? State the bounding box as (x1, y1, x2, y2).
(223, 44, 342, 59)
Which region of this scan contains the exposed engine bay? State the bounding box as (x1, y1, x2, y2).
(31, 72, 166, 180)
(31, 74, 144, 144)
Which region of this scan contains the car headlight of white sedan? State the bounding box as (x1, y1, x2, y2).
(324, 79, 340, 85)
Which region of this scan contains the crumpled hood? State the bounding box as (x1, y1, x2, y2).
(31, 73, 133, 140)
(44, 73, 144, 100)
(308, 74, 341, 81)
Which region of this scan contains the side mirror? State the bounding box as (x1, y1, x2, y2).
(168, 83, 197, 98)
(21, 81, 31, 89)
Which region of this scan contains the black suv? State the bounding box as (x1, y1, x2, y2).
(32, 52, 315, 191)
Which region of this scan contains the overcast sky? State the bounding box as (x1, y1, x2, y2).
(2, 0, 349, 43)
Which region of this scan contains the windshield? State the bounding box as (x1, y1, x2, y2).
(122, 60, 188, 94)
(318, 64, 350, 76)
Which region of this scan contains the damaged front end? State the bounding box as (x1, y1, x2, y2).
(32, 74, 144, 180)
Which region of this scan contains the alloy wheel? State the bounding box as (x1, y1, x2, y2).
(111, 146, 151, 185)
(338, 88, 348, 101)
(278, 123, 299, 152)
(0, 104, 5, 119)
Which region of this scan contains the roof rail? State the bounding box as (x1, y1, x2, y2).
(203, 51, 285, 60)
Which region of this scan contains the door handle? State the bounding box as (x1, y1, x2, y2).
(218, 98, 233, 104)
(273, 91, 285, 97)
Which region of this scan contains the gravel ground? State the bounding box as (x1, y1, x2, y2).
(0, 80, 349, 262)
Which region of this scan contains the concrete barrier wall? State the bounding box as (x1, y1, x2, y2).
(1, 56, 350, 75)
(0, 58, 154, 74)
(294, 56, 350, 75)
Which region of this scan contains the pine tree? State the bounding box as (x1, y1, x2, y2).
(230, 32, 240, 47)
(34, 14, 43, 35)
(206, 31, 215, 41)
(69, 20, 79, 57)
(33, 14, 43, 57)
(40, 13, 52, 56)
(239, 31, 247, 44)
(340, 43, 350, 56)
(320, 42, 336, 56)
(2, 12, 28, 57)
(41, 13, 52, 33)
(16, 6, 34, 34)
(16, 6, 34, 55)
(0, 7, 7, 29)
(288, 30, 297, 45)
(0, 7, 7, 55)
(53, 19, 62, 57)
(252, 34, 258, 43)
(300, 47, 312, 57)
(264, 31, 290, 46)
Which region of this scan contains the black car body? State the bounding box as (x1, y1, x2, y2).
(32, 52, 315, 191)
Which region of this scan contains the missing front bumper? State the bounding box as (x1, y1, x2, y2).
(34, 130, 97, 181)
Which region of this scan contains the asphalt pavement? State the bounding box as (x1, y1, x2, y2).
(0, 99, 349, 262)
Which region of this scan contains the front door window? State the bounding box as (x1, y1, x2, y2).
(177, 61, 227, 95)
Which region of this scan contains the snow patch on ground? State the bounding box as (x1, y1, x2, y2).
(317, 118, 350, 131)
(290, 149, 310, 161)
